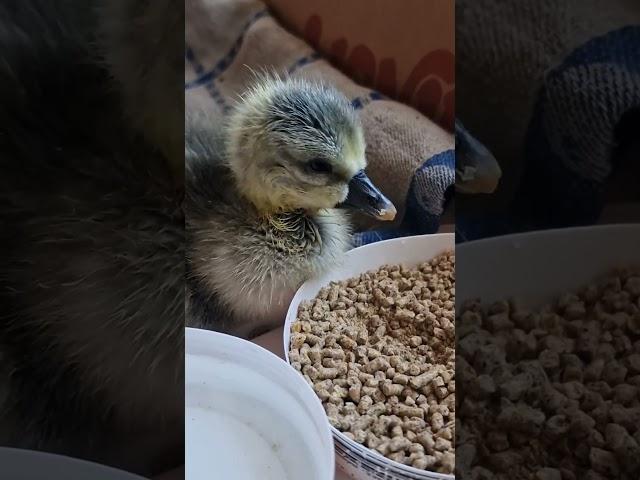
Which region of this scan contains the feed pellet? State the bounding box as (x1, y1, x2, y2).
(289, 251, 455, 474)
(457, 268, 640, 480)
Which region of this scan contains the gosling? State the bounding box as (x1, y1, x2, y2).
(0, 0, 183, 475)
(186, 76, 396, 338)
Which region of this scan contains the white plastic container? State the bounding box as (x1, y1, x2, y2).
(0, 447, 145, 480)
(283, 234, 456, 480)
(456, 224, 640, 309)
(185, 327, 335, 480)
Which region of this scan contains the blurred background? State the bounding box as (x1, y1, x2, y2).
(455, 2, 640, 479)
(456, 0, 640, 240)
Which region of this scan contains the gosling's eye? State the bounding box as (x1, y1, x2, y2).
(308, 159, 332, 174)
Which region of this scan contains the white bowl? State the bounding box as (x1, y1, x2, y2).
(283, 234, 456, 480)
(456, 224, 640, 308)
(0, 447, 145, 480)
(185, 328, 335, 480)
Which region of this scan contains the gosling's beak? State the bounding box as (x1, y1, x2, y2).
(340, 170, 397, 221)
(455, 119, 502, 194)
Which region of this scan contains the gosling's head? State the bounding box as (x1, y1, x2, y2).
(226, 76, 395, 220)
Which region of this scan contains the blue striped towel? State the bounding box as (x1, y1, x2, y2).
(517, 26, 640, 230)
(457, 0, 640, 241)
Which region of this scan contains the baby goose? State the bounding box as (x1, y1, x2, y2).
(186, 77, 396, 338)
(0, 0, 183, 475)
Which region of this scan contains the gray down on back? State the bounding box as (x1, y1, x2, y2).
(0, 0, 183, 475)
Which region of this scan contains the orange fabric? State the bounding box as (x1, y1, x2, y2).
(263, 0, 454, 131)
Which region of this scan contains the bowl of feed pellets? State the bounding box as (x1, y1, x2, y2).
(186, 327, 335, 480)
(283, 233, 456, 480)
(455, 224, 640, 479)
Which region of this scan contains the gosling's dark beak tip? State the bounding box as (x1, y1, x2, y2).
(340, 170, 396, 222)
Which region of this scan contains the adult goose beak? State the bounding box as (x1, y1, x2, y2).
(340, 170, 397, 221)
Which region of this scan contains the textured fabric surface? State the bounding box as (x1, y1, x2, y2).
(519, 26, 640, 228)
(456, 0, 640, 240)
(185, 0, 454, 246)
(263, 0, 455, 131)
(353, 150, 454, 246)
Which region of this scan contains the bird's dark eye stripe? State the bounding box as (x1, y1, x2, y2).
(308, 159, 332, 173)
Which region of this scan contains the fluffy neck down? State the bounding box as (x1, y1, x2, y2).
(257, 210, 323, 255)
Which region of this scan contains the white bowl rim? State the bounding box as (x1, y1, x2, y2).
(282, 233, 455, 480)
(186, 327, 336, 478)
(0, 446, 146, 479)
(456, 222, 640, 248)
(455, 223, 640, 307)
